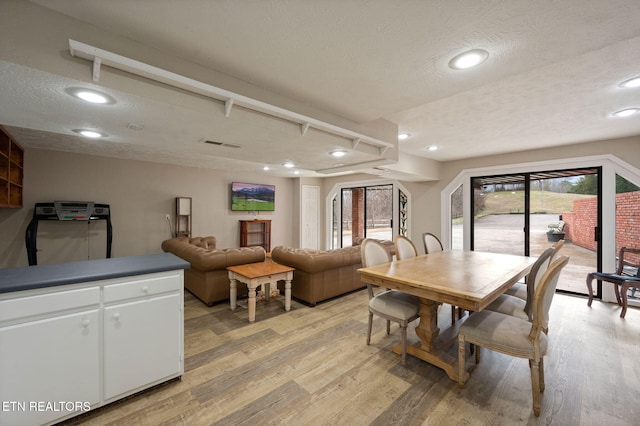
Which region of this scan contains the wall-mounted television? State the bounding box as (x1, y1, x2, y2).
(231, 182, 275, 211)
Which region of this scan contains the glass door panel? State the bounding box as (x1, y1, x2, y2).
(471, 175, 525, 256)
(616, 175, 640, 307)
(534, 172, 598, 294)
(365, 185, 393, 241)
(451, 184, 463, 250)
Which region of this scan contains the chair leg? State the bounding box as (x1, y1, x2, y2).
(475, 346, 480, 364)
(539, 357, 545, 393)
(614, 282, 622, 306)
(367, 312, 373, 345)
(457, 334, 466, 387)
(586, 274, 595, 307)
(386, 319, 391, 335)
(451, 305, 456, 325)
(530, 359, 541, 417)
(621, 282, 630, 318)
(400, 323, 408, 366)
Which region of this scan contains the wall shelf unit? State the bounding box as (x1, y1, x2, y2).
(239, 220, 271, 253)
(175, 197, 192, 238)
(0, 126, 24, 208)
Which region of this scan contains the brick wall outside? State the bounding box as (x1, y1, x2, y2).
(561, 191, 640, 262)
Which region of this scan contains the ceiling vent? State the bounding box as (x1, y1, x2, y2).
(204, 140, 241, 149)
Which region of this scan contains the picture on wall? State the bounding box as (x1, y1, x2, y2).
(231, 182, 275, 211)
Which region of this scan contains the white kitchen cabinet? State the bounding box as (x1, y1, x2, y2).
(104, 279, 182, 400)
(0, 288, 100, 426)
(0, 255, 186, 426)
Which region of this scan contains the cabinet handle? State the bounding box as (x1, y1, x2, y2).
(81, 319, 91, 327)
(113, 312, 121, 320)
(141, 286, 149, 293)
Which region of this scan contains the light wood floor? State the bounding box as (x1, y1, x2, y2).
(62, 288, 640, 426)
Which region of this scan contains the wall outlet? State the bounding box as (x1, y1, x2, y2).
(165, 214, 171, 221)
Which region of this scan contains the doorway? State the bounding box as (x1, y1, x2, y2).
(471, 168, 601, 295)
(339, 184, 393, 247)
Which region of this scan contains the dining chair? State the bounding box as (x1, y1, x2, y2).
(422, 232, 443, 255)
(394, 235, 419, 260)
(422, 232, 464, 324)
(485, 246, 555, 327)
(458, 255, 570, 417)
(361, 238, 420, 366)
(586, 247, 640, 318)
(505, 239, 565, 301)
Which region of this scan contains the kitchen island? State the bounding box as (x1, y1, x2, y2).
(0, 253, 190, 426)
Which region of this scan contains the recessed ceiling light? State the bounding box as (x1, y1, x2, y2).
(73, 129, 106, 138)
(427, 145, 439, 151)
(398, 133, 410, 140)
(448, 49, 489, 70)
(67, 88, 115, 104)
(619, 77, 640, 88)
(263, 166, 270, 171)
(294, 170, 300, 175)
(330, 150, 347, 158)
(611, 108, 640, 118)
(283, 162, 295, 168)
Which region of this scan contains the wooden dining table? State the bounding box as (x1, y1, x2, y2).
(357, 250, 535, 382)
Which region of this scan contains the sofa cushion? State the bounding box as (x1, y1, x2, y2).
(161, 237, 264, 271)
(270, 246, 361, 273)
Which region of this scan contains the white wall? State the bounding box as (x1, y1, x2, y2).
(0, 149, 294, 268)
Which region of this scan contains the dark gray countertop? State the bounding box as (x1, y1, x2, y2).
(0, 253, 190, 294)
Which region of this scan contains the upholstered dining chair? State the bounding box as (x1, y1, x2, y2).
(361, 238, 420, 366)
(586, 247, 640, 318)
(486, 246, 556, 327)
(422, 232, 463, 324)
(422, 232, 443, 255)
(394, 235, 419, 260)
(458, 255, 570, 417)
(505, 239, 565, 301)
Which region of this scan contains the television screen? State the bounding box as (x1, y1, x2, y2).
(231, 182, 275, 211)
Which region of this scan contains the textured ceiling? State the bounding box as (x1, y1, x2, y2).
(2, 1, 640, 179)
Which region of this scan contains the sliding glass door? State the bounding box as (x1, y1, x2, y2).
(339, 185, 393, 247)
(471, 168, 600, 295)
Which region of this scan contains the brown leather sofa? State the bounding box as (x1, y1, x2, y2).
(161, 236, 265, 305)
(270, 240, 394, 306)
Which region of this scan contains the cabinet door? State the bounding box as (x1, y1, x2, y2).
(103, 293, 182, 400)
(0, 310, 100, 426)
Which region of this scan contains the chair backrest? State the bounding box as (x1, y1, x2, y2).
(550, 239, 565, 261)
(361, 238, 392, 268)
(618, 247, 640, 276)
(524, 246, 556, 320)
(423, 232, 443, 254)
(394, 235, 418, 260)
(530, 255, 570, 337)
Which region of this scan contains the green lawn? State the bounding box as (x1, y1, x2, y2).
(479, 190, 594, 215)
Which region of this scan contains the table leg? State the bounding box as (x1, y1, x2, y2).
(230, 277, 238, 310)
(392, 298, 464, 382)
(265, 283, 270, 301)
(284, 279, 292, 312)
(248, 283, 257, 323)
(414, 299, 440, 351)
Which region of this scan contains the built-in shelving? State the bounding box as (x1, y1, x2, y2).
(0, 126, 24, 208)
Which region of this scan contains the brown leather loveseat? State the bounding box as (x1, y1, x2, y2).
(270, 240, 394, 306)
(161, 236, 265, 305)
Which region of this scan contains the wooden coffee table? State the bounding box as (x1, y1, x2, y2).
(228, 262, 295, 323)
